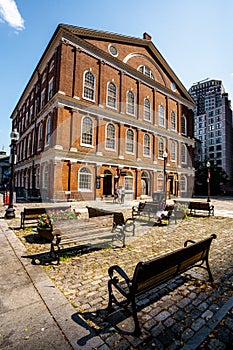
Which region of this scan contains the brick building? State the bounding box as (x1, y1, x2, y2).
(10, 24, 195, 202)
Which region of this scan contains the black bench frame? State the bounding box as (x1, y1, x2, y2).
(107, 234, 216, 335)
(132, 201, 165, 220)
(188, 202, 214, 216)
(20, 206, 71, 229)
(49, 207, 135, 264)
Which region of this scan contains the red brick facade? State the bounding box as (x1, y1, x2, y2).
(10, 25, 195, 202)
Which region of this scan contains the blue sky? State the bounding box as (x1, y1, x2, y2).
(0, 0, 233, 154)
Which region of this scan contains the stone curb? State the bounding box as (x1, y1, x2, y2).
(1, 219, 104, 350)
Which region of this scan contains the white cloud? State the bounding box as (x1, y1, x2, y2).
(0, 0, 24, 31)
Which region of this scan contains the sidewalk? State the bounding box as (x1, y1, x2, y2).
(0, 198, 233, 349)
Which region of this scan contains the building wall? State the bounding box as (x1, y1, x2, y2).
(11, 25, 195, 202)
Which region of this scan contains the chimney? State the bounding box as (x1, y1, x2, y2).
(143, 32, 152, 41)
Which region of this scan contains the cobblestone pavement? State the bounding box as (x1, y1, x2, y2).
(2, 199, 233, 349)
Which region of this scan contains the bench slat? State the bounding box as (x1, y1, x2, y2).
(107, 234, 216, 335)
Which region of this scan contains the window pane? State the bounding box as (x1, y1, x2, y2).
(83, 71, 95, 100)
(126, 129, 134, 153)
(144, 98, 151, 121)
(82, 117, 93, 145)
(79, 167, 92, 190)
(107, 82, 116, 108)
(127, 91, 135, 115)
(106, 123, 115, 149)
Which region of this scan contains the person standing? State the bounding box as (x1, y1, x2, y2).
(121, 186, 125, 204)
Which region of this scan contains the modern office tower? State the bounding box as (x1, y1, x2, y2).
(189, 79, 233, 177)
(9, 24, 195, 202)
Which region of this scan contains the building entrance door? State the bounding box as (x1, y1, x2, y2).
(103, 170, 112, 196)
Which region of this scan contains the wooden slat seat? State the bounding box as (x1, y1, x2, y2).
(107, 234, 216, 335)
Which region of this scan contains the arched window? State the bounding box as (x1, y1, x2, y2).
(78, 167, 92, 191)
(36, 167, 40, 188)
(126, 91, 135, 115)
(158, 138, 165, 158)
(43, 165, 49, 189)
(157, 174, 164, 192)
(181, 144, 187, 164)
(46, 117, 51, 145)
(81, 116, 93, 146)
(158, 105, 165, 127)
(48, 78, 54, 100)
(83, 71, 95, 101)
(144, 98, 151, 121)
(170, 141, 176, 162)
(143, 134, 150, 156)
(138, 65, 155, 80)
(106, 123, 116, 150)
(126, 129, 134, 153)
(180, 175, 187, 192)
(27, 134, 31, 157)
(107, 82, 117, 108)
(124, 171, 134, 191)
(181, 114, 187, 135)
(141, 171, 150, 195)
(171, 111, 176, 131)
(38, 124, 43, 149)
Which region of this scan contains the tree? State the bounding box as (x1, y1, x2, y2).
(194, 160, 228, 196)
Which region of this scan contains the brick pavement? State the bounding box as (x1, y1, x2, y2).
(1, 199, 233, 349)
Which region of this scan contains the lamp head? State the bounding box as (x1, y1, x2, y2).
(163, 151, 168, 159)
(206, 161, 210, 168)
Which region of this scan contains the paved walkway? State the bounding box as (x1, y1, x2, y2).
(0, 197, 233, 349)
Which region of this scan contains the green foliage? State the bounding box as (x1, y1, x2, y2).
(194, 160, 228, 195)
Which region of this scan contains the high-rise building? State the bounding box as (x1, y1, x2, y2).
(189, 79, 233, 177)
(10, 24, 195, 202)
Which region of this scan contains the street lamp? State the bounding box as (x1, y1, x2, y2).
(206, 161, 211, 202)
(5, 129, 19, 219)
(163, 151, 168, 200)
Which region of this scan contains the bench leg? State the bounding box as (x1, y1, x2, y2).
(206, 259, 214, 282)
(132, 297, 141, 336)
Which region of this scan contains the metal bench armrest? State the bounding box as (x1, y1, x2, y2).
(108, 265, 131, 285)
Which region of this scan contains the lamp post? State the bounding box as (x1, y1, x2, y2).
(206, 161, 211, 202)
(163, 151, 168, 200)
(5, 129, 19, 219)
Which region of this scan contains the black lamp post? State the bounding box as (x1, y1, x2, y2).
(206, 161, 211, 202)
(5, 129, 19, 219)
(163, 151, 168, 200)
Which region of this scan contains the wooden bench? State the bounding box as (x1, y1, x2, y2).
(188, 202, 214, 216)
(132, 201, 165, 220)
(49, 207, 135, 264)
(20, 206, 71, 229)
(107, 234, 217, 335)
(86, 206, 135, 236)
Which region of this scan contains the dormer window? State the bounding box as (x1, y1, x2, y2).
(138, 65, 154, 80)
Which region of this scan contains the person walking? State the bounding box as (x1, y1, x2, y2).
(121, 186, 125, 204)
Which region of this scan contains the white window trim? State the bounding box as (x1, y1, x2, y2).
(158, 104, 165, 127)
(181, 144, 187, 164)
(45, 117, 51, 146)
(82, 70, 96, 102)
(106, 82, 117, 109)
(126, 90, 135, 116)
(144, 98, 151, 122)
(80, 116, 94, 148)
(170, 141, 176, 162)
(125, 129, 135, 154)
(78, 167, 93, 192)
(143, 134, 151, 158)
(105, 122, 116, 151)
